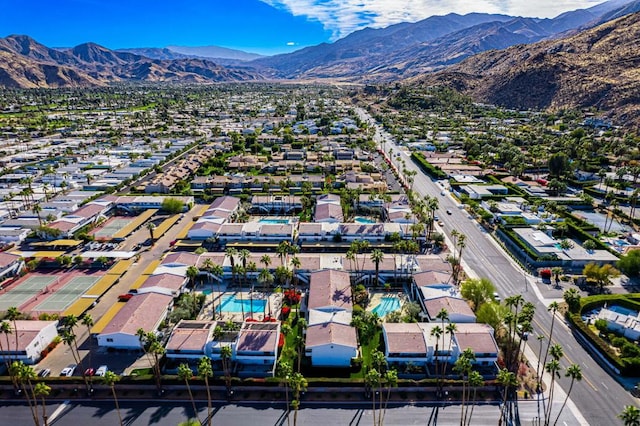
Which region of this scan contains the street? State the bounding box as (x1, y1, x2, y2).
(0, 399, 580, 426)
(356, 107, 640, 424)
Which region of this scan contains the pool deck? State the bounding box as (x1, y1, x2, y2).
(198, 286, 283, 322)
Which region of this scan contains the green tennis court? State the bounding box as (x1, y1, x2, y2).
(34, 275, 101, 312)
(0, 276, 58, 311)
(92, 217, 131, 240)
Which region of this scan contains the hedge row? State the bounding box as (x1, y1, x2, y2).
(567, 293, 640, 376)
(580, 294, 640, 315)
(411, 152, 448, 179)
(566, 312, 628, 373)
(498, 225, 546, 261)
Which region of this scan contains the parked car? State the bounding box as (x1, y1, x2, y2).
(38, 368, 51, 378)
(60, 364, 77, 377)
(96, 365, 108, 377)
(84, 368, 95, 376)
(493, 292, 501, 302)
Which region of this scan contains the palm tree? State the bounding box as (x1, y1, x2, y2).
(34, 382, 51, 426)
(276, 360, 293, 426)
(209, 263, 224, 320)
(221, 345, 232, 391)
(553, 364, 582, 426)
(435, 308, 450, 393)
(187, 265, 200, 288)
(102, 371, 122, 426)
(11, 361, 40, 426)
(81, 314, 94, 384)
(370, 249, 384, 287)
(178, 363, 200, 424)
(365, 368, 381, 426)
(290, 372, 307, 426)
(239, 248, 250, 271)
(198, 356, 214, 426)
(544, 359, 562, 426)
(496, 368, 517, 426)
(6, 307, 21, 362)
(260, 254, 272, 270)
(290, 256, 301, 291)
(146, 222, 156, 244)
(62, 315, 90, 394)
(453, 349, 474, 426)
(443, 322, 457, 390)
(540, 302, 559, 389)
(277, 240, 291, 266)
(0, 320, 15, 385)
(535, 334, 546, 393)
(430, 325, 443, 398)
(32, 204, 43, 227)
(466, 370, 484, 426)
(619, 405, 640, 426)
(454, 233, 466, 284)
(379, 369, 398, 426)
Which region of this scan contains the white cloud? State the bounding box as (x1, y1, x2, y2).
(286, 41, 296, 46)
(259, 0, 604, 40)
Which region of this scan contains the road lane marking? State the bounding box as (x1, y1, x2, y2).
(531, 318, 598, 392)
(48, 400, 70, 422)
(602, 382, 609, 390)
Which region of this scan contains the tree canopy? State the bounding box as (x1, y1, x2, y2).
(460, 277, 496, 311)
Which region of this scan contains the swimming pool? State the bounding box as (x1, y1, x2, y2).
(354, 216, 377, 224)
(372, 297, 401, 317)
(217, 295, 266, 313)
(259, 218, 290, 225)
(607, 305, 638, 316)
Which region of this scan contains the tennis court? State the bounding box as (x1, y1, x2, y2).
(34, 275, 101, 312)
(0, 275, 58, 311)
(91, 217, 132, 240)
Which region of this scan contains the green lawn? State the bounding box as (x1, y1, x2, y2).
(351, 329, 382, 379)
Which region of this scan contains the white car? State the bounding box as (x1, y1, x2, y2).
(60, 364, 77, 377)
(95, 365, 108, 376)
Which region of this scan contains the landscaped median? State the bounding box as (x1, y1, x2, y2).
(0, 375, 503, 403)
(565, 293, 640, 376)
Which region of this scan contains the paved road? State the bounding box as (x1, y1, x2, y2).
(356, 108, 640, 424)
(0, 399, 579, 426)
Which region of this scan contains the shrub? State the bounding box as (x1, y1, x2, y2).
(611, 337, 627, 348)
(594, 318, 608, 332)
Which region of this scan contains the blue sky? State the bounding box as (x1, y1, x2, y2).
(0, 0, 606, 55)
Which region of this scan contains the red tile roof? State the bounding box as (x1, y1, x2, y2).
(305, 322, 357, 348)
(307, 269, 352, 311)
(101, 293, 173, 336)
(383, 323, 427, 355)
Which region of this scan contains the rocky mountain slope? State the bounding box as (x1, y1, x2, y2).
(0, 36, 266, 88)
(252, 0, 637, 80)
(412, 12, 640, 128)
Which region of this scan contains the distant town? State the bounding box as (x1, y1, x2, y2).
(0, 84, 639, 425)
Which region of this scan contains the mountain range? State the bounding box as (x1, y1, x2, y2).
(0, 37, 267, 88)
(413, 10, 640, 129)
(1, 0, 640, 126)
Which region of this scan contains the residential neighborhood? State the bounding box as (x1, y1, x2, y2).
(0, 83, 638, 426)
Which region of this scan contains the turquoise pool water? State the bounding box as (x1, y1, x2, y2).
(217, 295, 266, 313)
(608, 305, 637, 316)
(259, 218, 290, 224)
(354, 216, 376, 224)
(372, 297, 401, 317)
